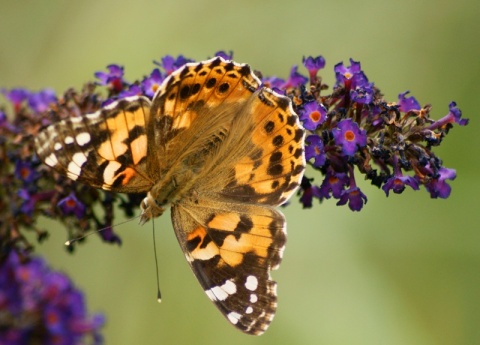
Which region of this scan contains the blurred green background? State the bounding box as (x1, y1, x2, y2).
(1, 1, 479, 344)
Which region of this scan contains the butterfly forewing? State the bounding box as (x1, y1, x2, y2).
(35, 96, 154, 193)
(206, 87, 305, 206)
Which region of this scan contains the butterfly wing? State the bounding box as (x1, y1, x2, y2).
(35, 96, 154, 193)
(152, 58, 305, 334)
(146, 57, 261, 178)
(171, 196, 286, 335)
(206, 86, 305, 206)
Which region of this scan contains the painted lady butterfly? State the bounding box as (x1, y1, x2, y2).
(35, 57, 305, 335)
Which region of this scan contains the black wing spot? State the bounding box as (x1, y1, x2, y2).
(186, 235, 202, 252)
(269, 151, 282, 163)
(206, 78, 217, 88)
(218, 82, 230, 94)
(191, 83, 201, 95)
(264, 121, 275, 133)
(294, 128, 304, 142)
(267, 164, 283, 176)
(179, 85, 190, 99)
(272, 135, 284, 147)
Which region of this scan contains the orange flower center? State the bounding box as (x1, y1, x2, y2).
(66, 199, 77, 208)
(329, 176, 339, 184)
(20, 168, 30, 179)
(344, 130, 355, 141)
(309, 111, 321, 122)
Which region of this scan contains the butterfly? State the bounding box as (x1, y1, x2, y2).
(34, 57, 305, 335)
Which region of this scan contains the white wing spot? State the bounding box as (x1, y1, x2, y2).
(208, 286, 228, 301)
(76, 132, 91, 146)
(222, 280, 237, 295)
(44, 153, 58, 167)
(245, 275, 258, 291)
(227, 312, 242, 325)
(54, 142, 62, 151)
(207, 280, 237, 302)
(250, 294, 258, 303)
(86, 111, 101, 120)
(245, 306, 253, 314)
(103, 161, 122, 184)
(65, 136, 74, 144)
(67, 153, 87, 179)
(72, 152, 87, 167)
(205, 289, 217, 301)
(66, 170, 79, 181)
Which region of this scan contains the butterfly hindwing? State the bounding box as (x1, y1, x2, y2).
(171, 194, 286, 335)
(35, 96, 154, 193)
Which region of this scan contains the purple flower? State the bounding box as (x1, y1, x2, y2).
(305, 135, 326, 167)
(2, 88, 29, 112)
(0, 251, 104, 344)
(303, 55, 326, 82)
(214, 50, 233, 60)
(334, 59, 362, 86)
(332, 119, 367, 156)
(118, 84, 143, 99)
(14, 160, 40, 184)
(281, 65, 308, 89)
(17, 188, 36, 216)
(334, 60, 375, 105)
(58, 192, 86, 219)
(299, 185, 323, 208)
(28, 89, 57, 113)
(337, 186, 368, 211)
(350, 82, 374, 104)
(398, 91, 421, 112)
(447, 102, 469, 126)
(95, 64, 125, 92)
(156, 55, 193, 75)
(318, 170, 349, 199)
(423, 167, 456, 198)
(142, 68, 164, 98)
(262, 76, 286, 89)
(382, 173, 420, 196)
(98, 226, 122, 245)
(428, 101, 469, 130)
(300, 101, 327, 130)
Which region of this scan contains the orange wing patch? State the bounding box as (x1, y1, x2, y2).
(35, 96, 153, 193)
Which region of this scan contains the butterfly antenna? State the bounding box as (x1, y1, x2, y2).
(64, 215, 142, 246)
(152, 218, 162, 303)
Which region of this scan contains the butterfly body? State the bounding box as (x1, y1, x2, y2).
(35, 57, 305, 335)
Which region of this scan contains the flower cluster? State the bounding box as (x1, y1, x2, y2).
(286, 58, 469, 210)
(0, 250, 104, 344)
(0, 50, 468, 255)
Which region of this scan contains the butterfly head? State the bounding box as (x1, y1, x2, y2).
(139, 192, 167, 225)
